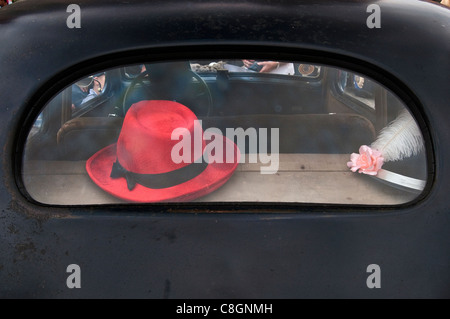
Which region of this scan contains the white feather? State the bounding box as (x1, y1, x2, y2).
(371, 109, 424, 162)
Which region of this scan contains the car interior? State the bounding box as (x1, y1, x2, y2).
(21, 59, 428, 205)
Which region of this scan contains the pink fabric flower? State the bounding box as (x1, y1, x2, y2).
(347, 145, 384, 175)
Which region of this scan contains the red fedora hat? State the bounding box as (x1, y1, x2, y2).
(86, 100, 240, 202)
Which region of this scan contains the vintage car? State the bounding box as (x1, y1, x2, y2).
(0, 0, 449, 299)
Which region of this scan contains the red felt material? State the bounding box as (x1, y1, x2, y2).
(86, 100, 240, 202)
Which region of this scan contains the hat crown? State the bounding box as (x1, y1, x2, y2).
(116, 100, 205, 174)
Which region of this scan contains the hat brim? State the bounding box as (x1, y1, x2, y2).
(86, 135, 240, 202)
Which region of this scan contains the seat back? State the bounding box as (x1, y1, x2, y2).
(57, 113, 376, 160)
(201, 113, 376, 154)
(57, 117, 123, 160)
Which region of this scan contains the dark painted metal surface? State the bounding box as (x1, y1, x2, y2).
(1, 0, 450, 298)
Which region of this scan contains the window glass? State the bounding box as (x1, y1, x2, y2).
(335, 70, 375, 110)
(191, 60, 321, 78)
(71, 72, 108, 118)
(28, 113, 43, 138)
(22, 59, 428, 205)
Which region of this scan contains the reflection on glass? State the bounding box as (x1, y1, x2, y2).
(28, 113, 43, 138)
(72, 72, 106, 110)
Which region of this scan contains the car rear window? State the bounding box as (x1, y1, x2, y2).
(21, 59, 428, 205)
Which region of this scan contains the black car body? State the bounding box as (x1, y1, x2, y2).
(0, 0, 449, 298)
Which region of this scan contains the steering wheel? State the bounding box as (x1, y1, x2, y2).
(122, 69, 213, 117)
